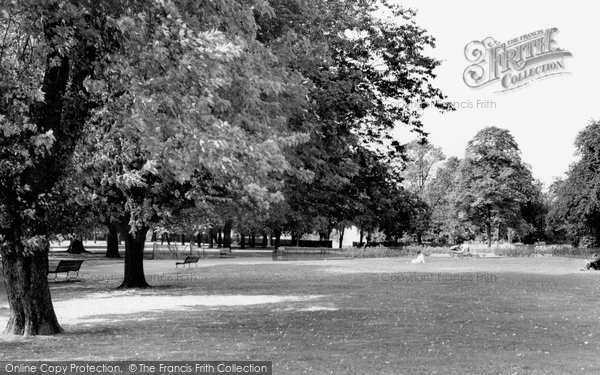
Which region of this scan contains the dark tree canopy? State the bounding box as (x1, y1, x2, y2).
(455, 127, 537, 247)
(0, 0, 120, 335)
(548, 120, 600, 247)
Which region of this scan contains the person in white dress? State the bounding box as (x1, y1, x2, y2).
(410, 251, 425, 264)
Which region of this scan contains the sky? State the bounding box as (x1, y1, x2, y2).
(389, 0, 599, 187)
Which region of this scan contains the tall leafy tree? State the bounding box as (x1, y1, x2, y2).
(423, 157, 469, 244)
(401, 140, 445, 242)
(0, 0, 118, 335)
(547, 120, 600, 247)
(256, 0, 452, 238)
(455, 127, 536, 247)
(74, 0, 308, 287)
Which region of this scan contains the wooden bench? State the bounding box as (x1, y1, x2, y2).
(176, 256, 200, 268)
(48, 259, 84, 281)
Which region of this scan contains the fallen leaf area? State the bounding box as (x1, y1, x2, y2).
(1, 256, 599, 374)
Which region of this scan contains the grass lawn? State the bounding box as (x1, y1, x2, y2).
(1, 255, 599, 374)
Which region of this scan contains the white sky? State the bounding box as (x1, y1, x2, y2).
(390, 0, 599, 186)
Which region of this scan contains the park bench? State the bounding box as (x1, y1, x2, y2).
(175, 256, 200, 268)
(48, 259, 84, 281)
(220, 248, 235, 258)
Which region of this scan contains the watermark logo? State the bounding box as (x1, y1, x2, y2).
(463, 28, 572, 92)
(370, 272, 497, 284)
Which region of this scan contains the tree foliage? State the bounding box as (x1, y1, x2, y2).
(255, 0, 452, 239)
(547, 120, 600, 247)
(402, 140, 445, 195)
(455, 127, 536, 247)
(70, 0, 310, 287)
(0, 0, 118, 335)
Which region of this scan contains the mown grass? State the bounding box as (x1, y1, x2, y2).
(0, 256, 599, 374)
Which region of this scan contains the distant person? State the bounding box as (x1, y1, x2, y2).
(582, 253, 600, 271)
(410, 250, 425, 264)
(449, 243, 469, 253)
(449, 244, 462, 252)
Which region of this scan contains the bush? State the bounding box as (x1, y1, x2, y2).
(341, 245, 448, 258)
(341, 246, 405, 258)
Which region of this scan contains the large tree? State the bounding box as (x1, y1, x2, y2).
(0, 0, 116, 335)
(423, 157, 470, 244)
(74, 0, 307, 287)
(547, 120, 600, 247)
(455, 127, 536, 247)
(400, 140, 445, 242)
(256, 0, 452, 239)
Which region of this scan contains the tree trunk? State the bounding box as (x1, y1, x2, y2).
(416, 233, 423, 245)
(0, 15, 95, 337)
(338, 227, 345, 249)
(274, 229, 281, 249)
(262, 232, 267, 248)
(495, 225, 500, 244)
(486, 206, 492, 248)
(151, 231, 157, 242)
(223, 220, 233, 248)
(106, 223, 120, 258)
(359, 229, 364, 245)
(217, 230, 222, 248)
(66, 237, 88, 254)
(250, 233, 256, 248)
(240, 233, 246, 249)
(119, 225, 150, 288)
(1, 246, 63, 335)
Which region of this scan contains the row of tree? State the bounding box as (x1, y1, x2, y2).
(0, 0, 450, 335)
(400, 127, 545, 247)
(400, 123, 600, 249)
